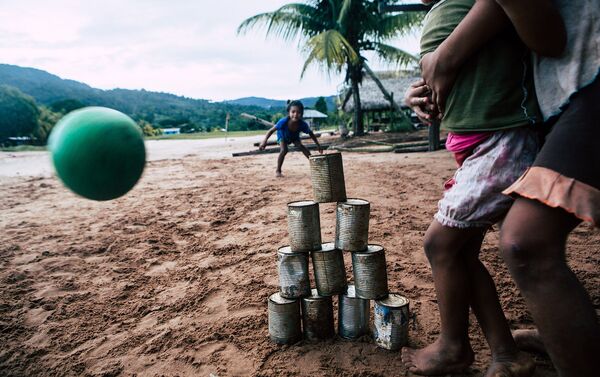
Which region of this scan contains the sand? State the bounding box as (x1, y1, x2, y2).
(1, 135, 598, 376)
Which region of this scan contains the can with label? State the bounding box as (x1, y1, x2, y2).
(373, 293, 410, 351)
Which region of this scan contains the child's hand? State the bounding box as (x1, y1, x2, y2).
(318, 146, 323, 154)
(404, 79, 438, 125)
(420, 51, 459, 118)
(259, 142, 266, 151)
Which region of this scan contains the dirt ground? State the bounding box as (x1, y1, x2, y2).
(1, 135, 598, 376)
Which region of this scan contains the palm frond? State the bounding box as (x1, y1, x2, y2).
(237, 3, 317, 42)
(300, 30, 360, 77)
(337, 0, 354, 26)
(371, 42, 419, 67)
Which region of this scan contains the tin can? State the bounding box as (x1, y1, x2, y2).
(311, 242, 347, 296)
(352, 244, 389, 299)
(338, 285, 370, 340)
(287, 200, 322, 252)
(301, 288, 335, 341)
(373, 293, 410, 351)
(309, 152, 347, 203)
(335, 199, 370, 252)
(277, 246, 311, 299)
(268, 292, 302, 344)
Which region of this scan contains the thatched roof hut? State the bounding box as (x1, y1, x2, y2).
(341, 71, 421, 113)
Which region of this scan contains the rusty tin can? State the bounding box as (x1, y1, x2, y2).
(338, 285, 370, 340)
(373, 293, 410, 351)
(287, 200, 322, 252)
(309, 152, 347, 203)
(335, 199, 370, 252)
(311, 242, 347, 296)
(277, 246, 311, 299)
(351, 244, 389, 299)
(268, 292, 302, 344)
(301, 288, 335, 341)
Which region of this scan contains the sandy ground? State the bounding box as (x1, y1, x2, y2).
(1, 136, 598, 376)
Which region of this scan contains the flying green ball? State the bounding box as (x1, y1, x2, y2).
(48, 106, 146, 201)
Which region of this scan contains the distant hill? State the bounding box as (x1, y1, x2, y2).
(0, 64, 336, 131)
(224, 96, 337, 110)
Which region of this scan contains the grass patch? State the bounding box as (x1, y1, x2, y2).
(146, 130, 267, 140)
(0, 145, 47, 152)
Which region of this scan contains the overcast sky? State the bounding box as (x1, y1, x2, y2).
(0, 0, 421, 102)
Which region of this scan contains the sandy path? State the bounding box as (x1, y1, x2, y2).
(0, 141, 598, 376)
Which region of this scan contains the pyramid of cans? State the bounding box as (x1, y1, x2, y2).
(268, 152, 410, 351)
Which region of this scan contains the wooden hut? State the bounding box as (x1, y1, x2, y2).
(340, 71, 421, 132)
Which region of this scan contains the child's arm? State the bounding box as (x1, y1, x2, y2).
(308, 131, 323, 154)
(421, 0, 565, 115)
(259, 126, 277, 150)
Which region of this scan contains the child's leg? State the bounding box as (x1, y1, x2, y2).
(463, 234, 535, 377)
(402, 221, 481, 375)
(500, 198, 600, 377)
(403, 221, 535, 377)
(276, 142, 288, 176)
(292, 140, 311, 159)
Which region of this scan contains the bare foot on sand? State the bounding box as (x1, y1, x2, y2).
(485, 351, 536, 377)
(512, 329, 546, 355)
(401, 340, 474, 375)
(275, 171, 283, 178)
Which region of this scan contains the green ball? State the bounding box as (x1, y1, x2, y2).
(48, 106, 146, 201)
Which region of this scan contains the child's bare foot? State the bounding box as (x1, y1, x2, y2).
(485, 351, 536, 377)
(401, 339, 474, 375)
(512, 329, 546, 354)
(275, 171, 283, 178)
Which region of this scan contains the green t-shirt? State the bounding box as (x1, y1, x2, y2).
(420, 0, 541, 132)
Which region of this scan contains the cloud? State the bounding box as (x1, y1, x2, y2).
(0, 0, 419, 101)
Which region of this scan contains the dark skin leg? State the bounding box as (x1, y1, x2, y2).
(276, 142, 288, 177)
(464, 241, 535, 377)
(402, 221, 534, 376)
(292, 140, 311, 159)
(500, 198, 600, 377)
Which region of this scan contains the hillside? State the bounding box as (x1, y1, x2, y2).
(224, 95, 336, 110)
(0, 64, 335, 130)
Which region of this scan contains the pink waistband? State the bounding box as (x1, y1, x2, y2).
(446, 132, 492, 153)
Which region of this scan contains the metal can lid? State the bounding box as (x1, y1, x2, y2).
(318, 242, 336, 252)
(353, 244, 384, 255)
(339, 198, 369, 206)
(303, 288, 329, 301)
(277, 245, 309, 255)
(376, 293, 409, 307)
(269, 292, 297, 304)
(343, 285, 357, 298)
(309, 152, 341, 160)
(288, 200, 317, 208)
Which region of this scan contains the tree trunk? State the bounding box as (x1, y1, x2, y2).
(428, 120, 440, 151)
(351, 76, 364, 136)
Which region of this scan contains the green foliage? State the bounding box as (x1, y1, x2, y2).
(50, 99, 86, 114)
(0, 85, 40, 141)
(33, 106, 61, 144)
(138, 120, 162, 137)
(315, 96, 328, 114)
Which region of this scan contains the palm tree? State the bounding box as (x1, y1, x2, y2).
(238, 0, 423, 136)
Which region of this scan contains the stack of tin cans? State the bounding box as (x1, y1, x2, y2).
(268, 152, 410, 351)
